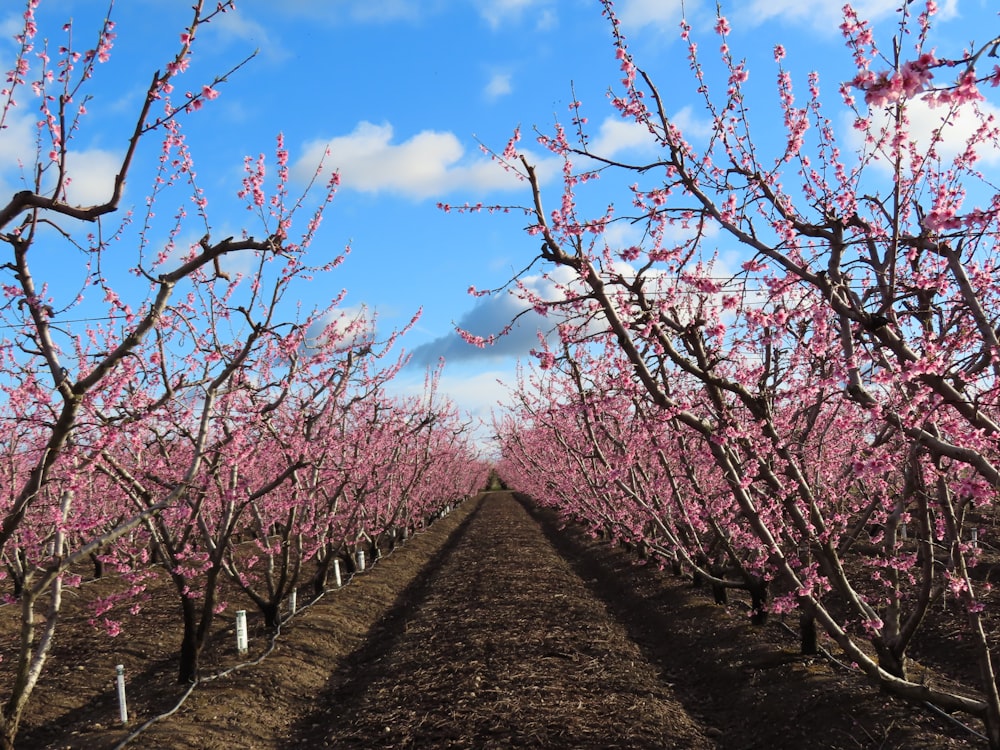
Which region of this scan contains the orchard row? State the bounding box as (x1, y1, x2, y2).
(0, 3, 486, 748)
(477, 2, 1000, 746)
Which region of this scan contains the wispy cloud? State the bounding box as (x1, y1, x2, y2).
(485, 72, 513, 101)
(619, 0, 951, 33)
(260, 0, 425, 23)
(0, 13, 23, 43)
(670, 104, 714, 139)
(388, 363, 515, 454)
(734, 0, 900, 28)
(209, 8, 291, 61)
(475, 0, 557, 30)
(394, 364, 512, 419)
(617, 0, 688, 31)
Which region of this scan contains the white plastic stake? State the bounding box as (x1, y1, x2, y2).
(235, 610, 248, 654)
(115, 664, 128, 725)
(972, 528, 979, 548)
(355, 549, 366, 572)
(289, 589, 297, 616)
(333, 558, 342, 588)
(900, 523, 907, 540)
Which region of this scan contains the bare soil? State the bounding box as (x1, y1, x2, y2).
(3, 491, 986, 749)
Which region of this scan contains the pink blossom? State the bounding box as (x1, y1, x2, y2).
(166, 56, 189, 76)
(620, 245, 641, 261)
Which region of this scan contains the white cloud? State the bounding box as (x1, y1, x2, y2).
(588, 117, 659, 157)
(618, 0, 687, 30)
(671, 104, 714, 139)
(601, 220, 644, 251)
(400, 366, 511, 419)
(62, 148, 123, 206)
(485, 72, 513, 100)
(849, 96, 1000, 169)
(578, 108, 711, 162)
(294, 121, 462, 198)
(0, 111, 35, 172)
(0, 112, 123, 207)
(388, 363, 515, 454)
(737, 0, 862, 26)
(306, 304, 375, 351)
(292, 120, 558, 199)
(909, 100, 1000, 165)
(908, 98, 1000, 165)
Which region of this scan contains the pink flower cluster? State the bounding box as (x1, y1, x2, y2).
(852, 52, 937, 107)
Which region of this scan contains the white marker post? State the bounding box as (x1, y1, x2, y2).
(355, 549, 366, 572)
(333, 558, 342, 588)
(115, 664, 128, 725)
(235, 610, 248, 654)
(289, 589, 297, 616)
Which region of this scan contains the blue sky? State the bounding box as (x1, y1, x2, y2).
(2, 0, 997, 445)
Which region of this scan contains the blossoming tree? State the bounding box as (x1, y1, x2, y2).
(0, 0, 347, 742)
(463, 2, 1000, 744)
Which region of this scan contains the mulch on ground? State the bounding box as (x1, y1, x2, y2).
(4, 490, 986, 749)
(290, 490, 713, 749)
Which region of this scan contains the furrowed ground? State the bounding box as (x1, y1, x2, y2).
(5, 492, 983, 749)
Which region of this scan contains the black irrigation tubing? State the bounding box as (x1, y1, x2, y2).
(110, 501, 466, 749)
(770, 617, 988, 744)
(112, 594, 311, 750)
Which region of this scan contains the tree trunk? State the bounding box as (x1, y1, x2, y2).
(800, 607, 818, 655)
(90, 553, 104, 579)
(985, 703, 1000, 750)
(177, 597, 200, 684)
(874, 642, 907, 680)
(262, 601, 280, 631)
(6, 570, 22, 601)
(711, 582, 728, 605)
(748, 577, 769, 626)
(311, 546, 336, 598)
(0, 714, 17, 750)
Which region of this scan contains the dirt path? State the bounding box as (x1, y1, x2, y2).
(283, 491, 713, 749)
